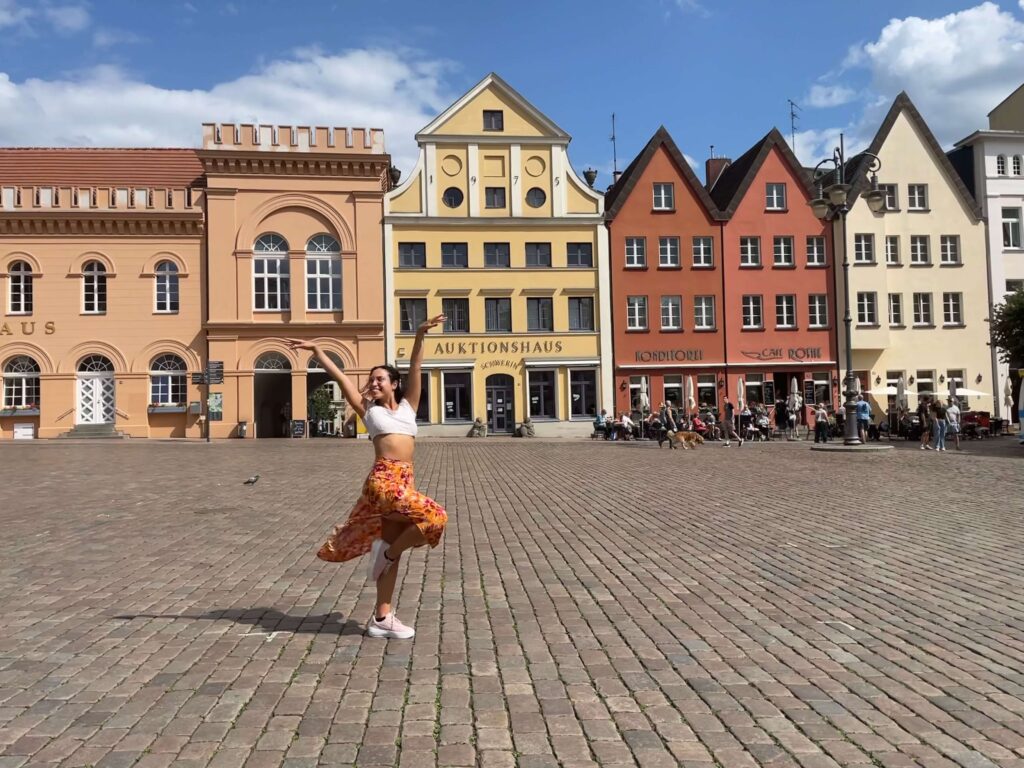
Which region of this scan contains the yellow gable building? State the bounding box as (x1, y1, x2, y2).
(385, 74, 612, 435)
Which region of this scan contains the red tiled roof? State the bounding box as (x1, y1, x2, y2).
(0, 148, 204, 187)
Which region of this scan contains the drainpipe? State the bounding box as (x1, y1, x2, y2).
(719, 219, 729, 398)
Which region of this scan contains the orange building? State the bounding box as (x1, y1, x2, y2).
(0, 125, 389, 439)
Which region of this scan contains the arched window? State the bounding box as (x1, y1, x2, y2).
(3, 355, 40, 409)
(155, 261, 179, 313)
(83, 261, 107, 314)
(78, 355, 114, 373)
(1014, 155, 1023, 176)
(305, 234, 341, 311)
(8, 260, 33, 314)
(996, 155, 1007, 175)
(255, 352, 291, 371)
(307, 350, 345, 371)
(149, 354, 187, 406)
(253, 234, 290, 311)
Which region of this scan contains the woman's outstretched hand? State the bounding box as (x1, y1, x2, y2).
(285, 338, 319, 352)
(417, 315, 446, 335)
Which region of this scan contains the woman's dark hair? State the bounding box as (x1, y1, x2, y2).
(368, 364, 403, 405)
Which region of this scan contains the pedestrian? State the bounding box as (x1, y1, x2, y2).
(946, 397, 961, 450)
(918, 396, 932, 450)
(658, 401, 678, 448)
(855, 394, 872, 443)
(931, 398, 948, 452)
(814, 402, 830, 443)
(721, 397, 743, 447)
(286, 314, 448, 640)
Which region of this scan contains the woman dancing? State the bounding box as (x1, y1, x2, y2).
(286, 314, 448, 639)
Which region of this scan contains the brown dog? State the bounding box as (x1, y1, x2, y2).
(669, 431, 705, 450)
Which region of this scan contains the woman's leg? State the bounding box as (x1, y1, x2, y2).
(374, 516, 428, 618)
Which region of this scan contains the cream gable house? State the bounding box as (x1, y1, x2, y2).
(837, 93, 992, 416)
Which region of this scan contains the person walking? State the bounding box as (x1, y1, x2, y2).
(286, 314, 448, 640)
(855, 394, 872, 443)
(658, 401, 678, 448)
(932, 398, 948, 452)
(946, 397, 961, 450)
(917, 396, 932, 450)
(814, 402, 830, 444)
(721, 397, 743, 447)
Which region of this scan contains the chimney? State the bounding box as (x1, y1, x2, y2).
(612, 170, 623, 185)
(705, 157, 731, 190)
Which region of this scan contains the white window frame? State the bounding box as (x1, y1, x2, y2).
(692, 237, 713, 267)
(879, 184, 898, 211)
(947, 369, 967, 407)
(908, 184, 928, 210)
(885, 236, 900, 266)
(765, 182, 787, 210)
(808, 294, 828, 328)
(888, 293, 903, 327)
(997, 155, 1007, 176)
(910, 235, 930, 265)
(660, 296, 682, 331)
(658, 236, 680, 267)
(856, 292, 877, 326)
(694, 296, 715, 330)
(775, 294, 796, 329)
(7, 260, 32, 315)
(82, 260, 107, 314)
(942, 292, 963, 326)
(939, 235, 960, 265)
(1014, 156, 1023, 176)
(806, 236, 826, 266)
(154, 261, 179, 314)
(739, 237, 761, 267)
(912, 292, 933, 326)
(626, 296, 648, 330)
(1002, 208, 1021, 249)
(741, 295, 763, 329)
(625, 237, 646, 268)
(253, 234, 290, 312)
(773, 236, 794, 267)
(305, 235, 342, 312)
(2, 355, 40, 409)
(652, 183, 674, 210)
(149, 354, 187, 406)
(853, 234, 874, 264)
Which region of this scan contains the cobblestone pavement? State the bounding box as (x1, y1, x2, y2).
(1, 437, 1022, 768)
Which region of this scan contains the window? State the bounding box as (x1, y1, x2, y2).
(442, 298, 469, 333)
(7, 260, 32, 314)
(885, 236, 900, 266)
(694, 296, 715, 330)
(808, 295, 828, 328)
(306, 235, 341, 311)
(659, 237, 680, 267)
(484, 242, 510, 268)
(888, 293, 903, 326)
(2, 355, 40, 409)
(568, 297, 594, 331)
(625, 237, 646, 268)
(627, 296, 648, 330)
(697, 373, 717, 409)
(485, 187, 506, 209)
(813, 372, 831, 406)
(940, 235, 960, 265)
(942, 292, 963, 326)
(908, 184, 928, 210)
(1015, 156, 1023, 176)
(664, 375, 683, 410)
(773, 236, 794, 266)
(83, 260, 107, 314)
(915, 370, 934, 400)
(441, 242, 468, 268)
(526, 242, 551, 267)
(1003, 208, 1022, 248)
(528, 370, 556, 419)
(775, 294, 796, 328)
(744, 373, 764, 407)
(254, 352, 290, 371)
(910, 235, 930, 265)
(525, 188, 546, 208)
(1008, 279, 1024, 294)
(442, 187, 464, 208)
(806, 236, 826, 266)
(765, 183, 787, 210)
(399, 298, 426, 333)
(153, 261, 180, 313)
(856, 292, 877, 325)
(415, 372, 430, 423)
(879, 184, 898, 211)
(629, 376, 649, 411)
(739, 237, 761, 267)
(742, 295, 763, 329)
(854, 234, 875, 264)
(485, 298, 512, 332)
(660, 296, 682, 330)
(692, 237, 713, 267)
(570, 370, 597, 417)
(567, 242, 593, 267)
(527, 297, 553, 331)
(254, 234, 290, 311)
(149, 354, 187, 406)
(997, 155, 1007, 175)
(913, 292, 933, 326)
(483, 110, 504, 131)
(947, 369, 966, 407)
(398, 242, 426, 268)
(653, 183, 674, 210)
(443, 372, 472, 421)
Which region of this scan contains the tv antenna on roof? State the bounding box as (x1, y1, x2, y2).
(787, 99, 801, 150)
(611, 113, 618, 173)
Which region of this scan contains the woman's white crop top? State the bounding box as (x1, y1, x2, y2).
(364, 400, 418, 439)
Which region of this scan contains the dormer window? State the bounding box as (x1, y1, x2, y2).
(483, 110, 504, 131)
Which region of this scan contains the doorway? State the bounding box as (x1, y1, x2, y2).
(254, 352, 292, 438)
(76, 355, 116, 425)
(485, 374, 515, 434)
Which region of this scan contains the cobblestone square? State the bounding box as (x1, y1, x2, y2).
(1, 438, 1022, 767)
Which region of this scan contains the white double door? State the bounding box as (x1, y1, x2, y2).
(77, 374, 116, 424)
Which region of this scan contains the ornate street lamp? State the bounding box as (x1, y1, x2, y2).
(808, 134, 884, 446)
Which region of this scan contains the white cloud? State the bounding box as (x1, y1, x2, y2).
(805, 84, 857, 109)
(0, 0, 32, 29)
(673, 0, 710, 17)
(43, 4, 89, 33)
(92, 28, 143, 48)
(0, 48, 454, 173)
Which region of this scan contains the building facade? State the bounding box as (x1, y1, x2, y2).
(839, 93, 992, 417)
(0, 125, 389, 440)
(605, 128, 727, 417)
(952, 83, 1024, 419)
(385, 73, 611, 435)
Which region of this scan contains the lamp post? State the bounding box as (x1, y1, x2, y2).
(808, 134, 886, 446)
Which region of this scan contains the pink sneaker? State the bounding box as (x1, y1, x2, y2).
(368, 539, 396, 581)
(367, 613, 415, 639)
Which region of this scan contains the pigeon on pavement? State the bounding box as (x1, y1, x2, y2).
(243, 474, 260, 485)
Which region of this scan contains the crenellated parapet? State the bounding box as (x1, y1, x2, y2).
(202, 123, 385, 154)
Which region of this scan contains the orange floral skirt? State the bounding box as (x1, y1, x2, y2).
(317, 457, 447, 563)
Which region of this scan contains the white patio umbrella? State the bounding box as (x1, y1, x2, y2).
(1018, 380, 1024, 439)
(866, 386, 897, 396)
(1005, 377, 1014, 411)
(638, 377, 649, 413)
(685, 376, 695, 413)
(897, 376, 907, 411)
(737, 379, 745, 410)
(953, 387, 990, 399)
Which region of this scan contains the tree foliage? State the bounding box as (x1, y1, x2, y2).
(990, 288, 1024, 366)
(308, 384, 338, 422)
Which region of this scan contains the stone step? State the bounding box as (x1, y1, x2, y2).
(58, 424, 128, 439)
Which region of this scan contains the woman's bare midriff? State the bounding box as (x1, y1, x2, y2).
(373, 433, 416, 462)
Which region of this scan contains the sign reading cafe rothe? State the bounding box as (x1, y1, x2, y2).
(0, 321, 56, 336)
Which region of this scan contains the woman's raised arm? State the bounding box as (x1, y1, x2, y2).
(402, 314, 445, 413)
(285, 340, 367, 419)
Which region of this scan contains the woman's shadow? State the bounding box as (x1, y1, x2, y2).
(112, 607, 365, 635)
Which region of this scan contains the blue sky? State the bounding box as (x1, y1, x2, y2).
(1, 0, 1023, 178)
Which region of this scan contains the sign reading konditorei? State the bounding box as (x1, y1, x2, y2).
(0, 321, 56, 336)
(740, 347, 823, 362)
(634, 349, 704, 363)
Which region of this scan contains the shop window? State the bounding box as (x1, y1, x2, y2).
(629, 375, 649, 412)
(744, 373, 764, 408)
(443, 372, 472, 421)
(697, 374, 717, 410)
(812, 373, 830, 407)
(528, 370, 556, 419)
(570, 370, 598, 417)
(663, 375, 683, 410)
